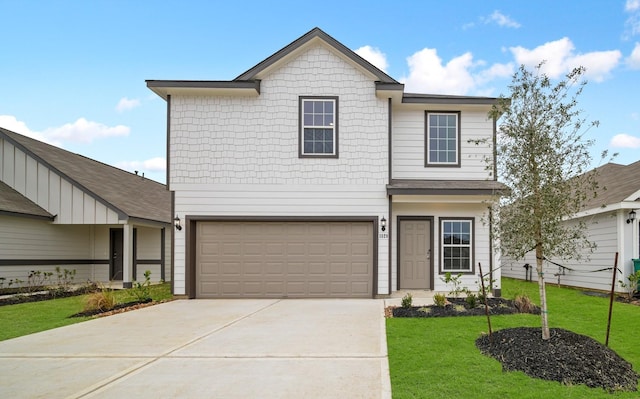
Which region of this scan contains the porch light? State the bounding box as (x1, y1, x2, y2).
(381, 217, 387, 232)
(174, 215, 182, 231)
(627, 209, 637, 224)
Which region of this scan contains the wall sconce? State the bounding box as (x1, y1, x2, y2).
(174, 215, 182, 231)
(627, 209, 636, 224)
(381, 217, 387, 232)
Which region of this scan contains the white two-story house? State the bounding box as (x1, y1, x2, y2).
(147, 27, 505, 299)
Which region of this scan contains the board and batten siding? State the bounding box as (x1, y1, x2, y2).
(392, 108, 494, 180)
(169, 44, 390, 295)
(501, 211, 624, 292)
(390, 201, 495, 292)
(0, 138, 121, 224)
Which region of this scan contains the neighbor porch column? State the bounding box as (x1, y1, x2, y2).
(122, 222, 134, 288)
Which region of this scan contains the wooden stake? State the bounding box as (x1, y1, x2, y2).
(605, 252, 619, 347)
(478, 262, 492, 339)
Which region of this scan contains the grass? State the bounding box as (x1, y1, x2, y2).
(387, 278, 640, 398)
(0, 282, 173, 341)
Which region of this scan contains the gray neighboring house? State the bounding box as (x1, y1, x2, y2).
(502, 161, 640, 292)
(0, 127, 171, 288)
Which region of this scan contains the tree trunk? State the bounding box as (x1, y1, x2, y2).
(536, 244, 550, 340)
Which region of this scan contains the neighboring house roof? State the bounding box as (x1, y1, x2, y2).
(0, 180, 54, 220)
(0, 128, 171, 224)
(581, 161, 640, 211)
(387, 179, 507, 196)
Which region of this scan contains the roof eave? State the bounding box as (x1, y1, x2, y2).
(146, 80, 261, 100)
(402, 94, 499, 106)
(0, 209, 55, 221)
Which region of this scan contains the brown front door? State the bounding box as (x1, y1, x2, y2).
(110, 229, 123, 280)
(399, 219, 432, 289)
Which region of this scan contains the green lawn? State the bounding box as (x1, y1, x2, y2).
(0, 283, 173, 341)
(387, 278, 640, 398)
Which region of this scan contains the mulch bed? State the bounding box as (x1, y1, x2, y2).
(388, 297, 540, 318)
(69, 298, 175, 318)
(476, 327, 639, 392)
(0, 285, 99, 307)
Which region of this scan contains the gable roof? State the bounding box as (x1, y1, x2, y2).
(0, 180, 54, 220)
(146, 27, 403, 100)
(581, 161, 640, 211)
(235, 27, 399, 84)
(0, 128, 171, 224)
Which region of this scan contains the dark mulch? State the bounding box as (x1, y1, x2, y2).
(70, 298, 153, 318)
(0, 285, 99, 307)
(476, 327, 639, 392)
(391, 297, 540, 318)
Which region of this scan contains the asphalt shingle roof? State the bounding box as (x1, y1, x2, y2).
(581, 161, 640, 210)
(0, 180, 53, 219)
(0, 128, 171, 224)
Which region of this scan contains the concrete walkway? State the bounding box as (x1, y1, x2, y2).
(0, 299, 390, 399)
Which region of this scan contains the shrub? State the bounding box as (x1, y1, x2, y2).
(441, 272, 467, 298)
(514, 294, 535, 313)
(401, 292, 413, 308)
(131, 270, 152, 302)
(433, 292, 447, 307)
(465, 293, 478, 308)
(84, 284, 118, 312)
(618, 270, 640, 301)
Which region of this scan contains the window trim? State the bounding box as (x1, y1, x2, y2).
(439, 217, 474, 274)
(299, 96, 339, 158)
(424, 111, 461, 167)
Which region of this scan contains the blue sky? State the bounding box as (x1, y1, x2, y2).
(1, 0, 639, 184)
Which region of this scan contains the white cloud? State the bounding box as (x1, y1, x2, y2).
(44, 118, 129, 143)
(354, 45, 389, 72)
(483, 10, 521, 28)
(116, 97, 141, 112)
(2, 115, 130, 146)
(610, 133, 640, 148)
(628, 42, 640, 68)
(116, 157, 166, 173)
(625, 0, 640, 37)
(627, 0, 640, 12)
(509, 37, 621, 82)
(400, 48, 512, 94)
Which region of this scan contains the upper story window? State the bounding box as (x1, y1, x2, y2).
(440, 219, 473, 273)
(425, 111, 460, 167)
(299, 97, 338, 158)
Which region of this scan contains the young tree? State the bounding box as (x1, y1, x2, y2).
(490, 63, 606, 340)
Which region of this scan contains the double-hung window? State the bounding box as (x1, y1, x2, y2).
(299, 97, 338, 158)
(426, 112, 460, 166)
(441, 219, 473, 273)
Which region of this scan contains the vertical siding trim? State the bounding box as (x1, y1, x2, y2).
(160, 227, 166, 281)
(388, 194, 393, 295)
(170, 190, 175, 295)
(388, 97, 392, 182)
(492, 115, 498, 181)
(166, 95, 171, 189)
(133, 228, 138, 280)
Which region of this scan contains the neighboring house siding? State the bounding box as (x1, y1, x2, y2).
(392, 108, 494, 180)
(135, 226, 165, 282)
(390, 201, 494, 292)
(169, 45, 390, 295)
(502, 211, 622, 292)
(0, 138, 121, 224)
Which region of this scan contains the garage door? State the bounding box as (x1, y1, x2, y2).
(195, 221, 374, 298)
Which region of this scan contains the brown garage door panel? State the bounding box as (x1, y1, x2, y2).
(195, 221, 374, 298)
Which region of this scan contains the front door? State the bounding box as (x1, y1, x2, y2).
(110, 229, 123, 280)
(399, 219, 432, 289)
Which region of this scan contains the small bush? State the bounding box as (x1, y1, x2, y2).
(401, 292, 413, 308)
(465, 293, 478, 308)
(131, 270, 152, 302)
(514, 294, 535, 313)
(433, 293, 447, 307)
(84, 284, 118, 312)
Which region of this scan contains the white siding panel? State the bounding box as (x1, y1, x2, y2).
(392, 109, 494, 180)
(72, 186, 84, 223)
(502, 211, 623, 292)
(83, 193, 95, 223)
(37, 163, 49, 209)
(49, 173, 61, 217)
(25, 156, 38, 199)
(14, 149, 26, 194)
(2, 140, 14, 185)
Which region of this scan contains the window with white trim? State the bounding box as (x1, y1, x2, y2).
(441, 219, 473, 272)
(426, 112, 460, 166)
(300, 97, 338, 157)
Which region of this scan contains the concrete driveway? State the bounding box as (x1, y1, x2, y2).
(0, 299, 391, 398)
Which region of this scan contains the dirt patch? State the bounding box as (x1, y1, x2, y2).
(70, 298, 173, 318)
(476, 327, 639, 392)
(0, 285, 98, 307)
(388, 297, 540, 318)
